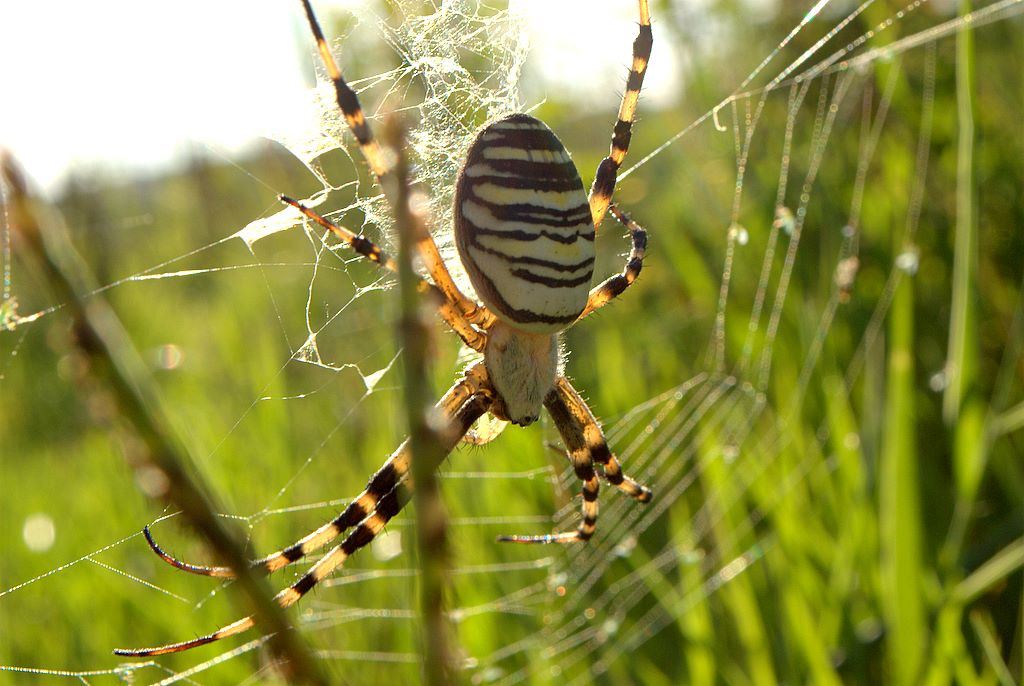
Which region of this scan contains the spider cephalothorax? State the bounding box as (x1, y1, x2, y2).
(116, 0, 654, 657)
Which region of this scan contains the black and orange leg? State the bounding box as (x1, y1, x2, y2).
(280, 195, 487, 351)
(299, 0, 388, 179)
(578, 205, 647, 321)
(298, 0, 494, 331)
(588, 0, 652, 229)
(550, 377, 652, 502)
(142, 364, 492, 580)
(495, 374, 651, 545)
(496, 433, 601, 544)
(115, 389, 493, 657)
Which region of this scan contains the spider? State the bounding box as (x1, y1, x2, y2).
(115, 0, 654, 657)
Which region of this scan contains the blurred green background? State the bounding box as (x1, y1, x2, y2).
(1, 1, 1022, 684)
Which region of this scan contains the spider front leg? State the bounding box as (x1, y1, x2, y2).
(497, 377, 652, 545)
(281, 195, 487, 352)
(588, 0, 652, 229)
(578, 204, 647, 321)
(298, 0, 494, 332)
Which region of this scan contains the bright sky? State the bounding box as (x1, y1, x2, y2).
(0, 0, 678, 192)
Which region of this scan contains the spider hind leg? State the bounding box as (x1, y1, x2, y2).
(496, 377, 652, 545)
(554, 377, 652, 503)
(142, 364, 493, 580)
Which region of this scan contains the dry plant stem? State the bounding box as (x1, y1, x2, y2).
(382, 119, 459, 685)
(0, 154, 326, 685)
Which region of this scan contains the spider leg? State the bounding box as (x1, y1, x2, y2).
(298, 0, 495, 332)
(578, 205, 647, 321)
(299, 0, 387, 180)
(281, 195, 486, 351)
(462, 415, 509, 445)
(550, 377, 652, 502)
(115, 384, 493, 657)
(496, 426, 600, 545)
(495, 376, 652, 545)
(141, 364, 491, 580)
(588, 0, 652, 230)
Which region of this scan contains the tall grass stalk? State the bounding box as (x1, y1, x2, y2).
(386, 118, 460, 685)
(940, 0, 987, 576)
(880, 251, 925, 685)
(0, 153, 327, 685)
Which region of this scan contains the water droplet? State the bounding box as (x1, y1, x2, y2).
(154, 344, 184, 370)
(547, 572, 568, 593)
(23, 513, 56, 553)
(773, 206, 795, 236)
(372, 529, 403, 561)
(477, 666, 504, 683)
(136, 465, 170, 498)
(726, 223, 748, 245)
(614, 535, 638, 557)
(895, 249, 919, 274)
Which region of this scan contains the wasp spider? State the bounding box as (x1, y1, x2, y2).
(115, 0, 654, 657)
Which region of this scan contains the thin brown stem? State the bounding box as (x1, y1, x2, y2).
(0, 152, 326, 684)
(382, 119, 460, 685)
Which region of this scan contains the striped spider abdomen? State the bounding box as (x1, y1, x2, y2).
(454, 113, 595, 335)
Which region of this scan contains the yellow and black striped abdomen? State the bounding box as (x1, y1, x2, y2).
(454, 114, 595, 334)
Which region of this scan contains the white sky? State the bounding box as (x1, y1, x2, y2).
(0, 0, 678, 192)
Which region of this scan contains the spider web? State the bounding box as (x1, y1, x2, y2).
(2, 0, 1023, 684)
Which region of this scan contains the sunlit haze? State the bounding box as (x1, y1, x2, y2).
(1, 1, 678, 192)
